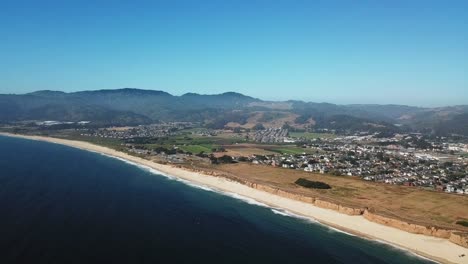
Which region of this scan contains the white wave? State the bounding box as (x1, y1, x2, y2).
(98, 152, 219, 193)
(325, 225, 356, 237)
(146, 167, 175, 180)
(173, 178, 216, 192)
(100, 153, 142, 167)
(271, 208, 319, 224)
(270, 208, 358, 237)
(223, 192, 270, 207)
(271, 209, 290, 217)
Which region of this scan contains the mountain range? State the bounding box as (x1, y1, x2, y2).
(1, 88, 467, 136)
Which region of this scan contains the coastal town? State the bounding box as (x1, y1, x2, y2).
(87, 124, 467, 195)
(251, 128, 290, 143)
(4, 120, 468, 194)
(247, 140, 468, 195)
(78, 122, 197, 139)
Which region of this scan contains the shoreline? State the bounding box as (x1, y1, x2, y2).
(2, 133, 467, 264)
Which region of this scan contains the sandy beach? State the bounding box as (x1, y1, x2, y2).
(2, 133, 467, 264)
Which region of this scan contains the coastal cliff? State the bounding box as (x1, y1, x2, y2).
(180, 165, 468, 249)
(253, 179, 468, 248)
(450, 232, 468, 248)
(362, 210, 453, 238)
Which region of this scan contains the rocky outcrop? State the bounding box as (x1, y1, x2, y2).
(245, 179, 468, 248)
(244, 181, 316, 204)
(363, 210, 452, 238)
(313, 199, 364, 215)
(450, 232, 468, 248)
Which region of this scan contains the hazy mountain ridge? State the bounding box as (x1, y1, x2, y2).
(1, 88, 467, 135)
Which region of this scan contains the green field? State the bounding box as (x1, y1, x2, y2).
(179, 144, 213, 154)
(172, 131, 244, 145)
(289, 132, 336, 139)
(38, 128, 323, 156)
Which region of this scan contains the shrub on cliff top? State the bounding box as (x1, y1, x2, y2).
(295, 178, 331, 189)
(456, 220, 468, 227)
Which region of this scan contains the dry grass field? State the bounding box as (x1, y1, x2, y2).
(225, 111, 314, 129)
(197, 162, 468, 231)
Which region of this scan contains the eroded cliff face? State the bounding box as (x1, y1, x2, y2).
(313, 199, 364, 215)
(362, 210, 452, 238)
(243, 178, 468, 248)
(245, 182, 316, 204)
(450, 232, 468, 248)
(179, 166, 468, 248)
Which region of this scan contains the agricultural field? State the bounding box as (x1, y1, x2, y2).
(220, 144, 278, 156)
(178, 144, 213, 154)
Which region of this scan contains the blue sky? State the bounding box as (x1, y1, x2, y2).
(1, 0, 467, 106)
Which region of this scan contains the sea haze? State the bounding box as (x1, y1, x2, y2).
(0, 136, 434, 264)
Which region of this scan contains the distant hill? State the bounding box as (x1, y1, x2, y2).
(1, 88, 467, 135)
(433, 113, 468, 136)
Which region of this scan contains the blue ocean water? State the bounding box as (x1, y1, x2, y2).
(0, 136, 434, 264)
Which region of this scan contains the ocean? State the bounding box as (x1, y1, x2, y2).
(0, 135, 434, 264)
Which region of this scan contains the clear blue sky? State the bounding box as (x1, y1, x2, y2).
(1, 0, 467, 106)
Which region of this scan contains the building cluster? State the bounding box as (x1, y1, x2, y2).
(102, 127, 468, 194)
(81, 122, 195, 139)
(447, 143, 468, 153)
(250, 128, 290, 143)
(191, 129, 218, 137)
(127, 146, 189, 163)
(249, 140, 468, 194)
(36, 120, 91, 126)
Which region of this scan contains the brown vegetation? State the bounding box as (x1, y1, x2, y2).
(191, 162, 468, 233)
